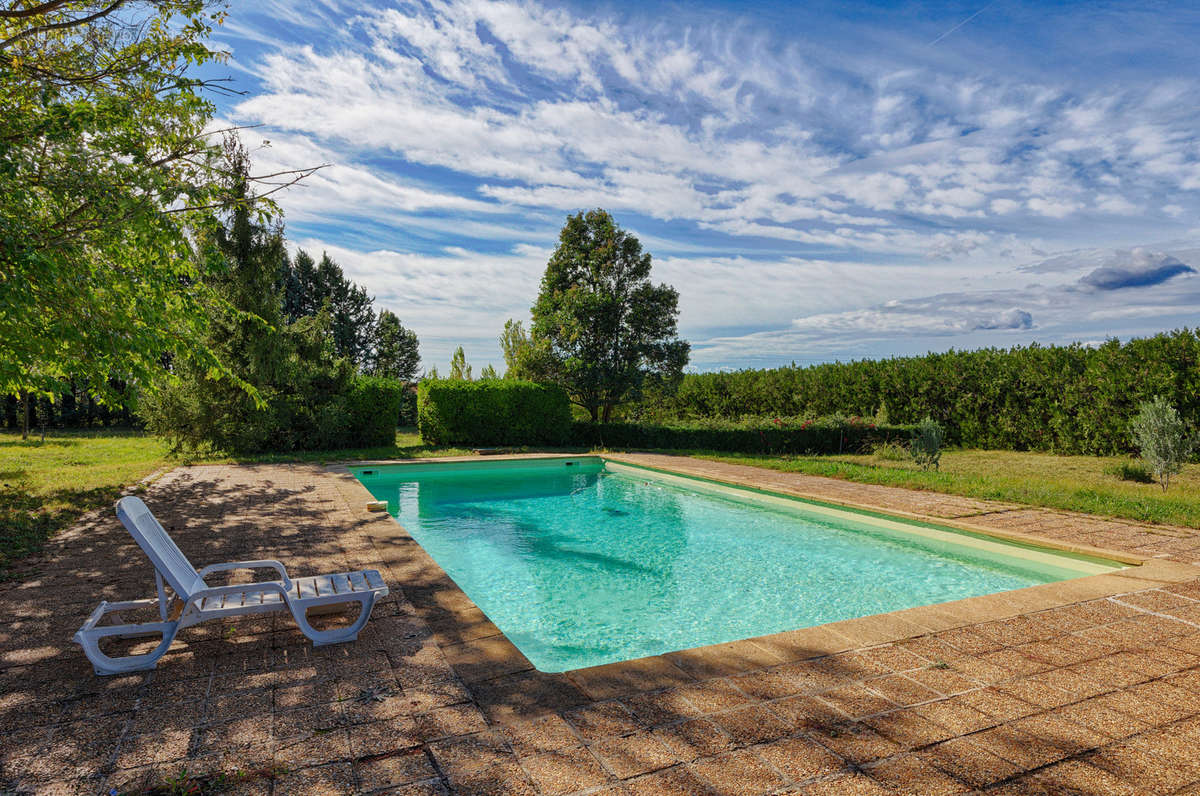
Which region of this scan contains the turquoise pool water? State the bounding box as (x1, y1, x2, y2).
(353, 458, 1120, 672)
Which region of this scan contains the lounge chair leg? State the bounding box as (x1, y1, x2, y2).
(292, 595, 377, 647)
(75, 622, 179, 676)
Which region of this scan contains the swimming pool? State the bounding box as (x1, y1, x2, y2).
(353, 457, 1123, 672)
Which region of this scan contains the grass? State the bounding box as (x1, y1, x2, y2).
(686, 447, 1200, 529)
(0, 428, 475, 577)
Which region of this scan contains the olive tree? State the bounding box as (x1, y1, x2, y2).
(1131, 396, 1194, 491)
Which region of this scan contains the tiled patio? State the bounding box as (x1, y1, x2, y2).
(5, 454, 1200, 795)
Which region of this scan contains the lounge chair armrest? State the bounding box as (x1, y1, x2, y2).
(197, 560, 292, 590)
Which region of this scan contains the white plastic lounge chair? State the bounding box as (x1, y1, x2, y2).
(73, 496, 388, 675)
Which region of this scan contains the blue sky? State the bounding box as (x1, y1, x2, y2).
(206, 0, 1200, 372)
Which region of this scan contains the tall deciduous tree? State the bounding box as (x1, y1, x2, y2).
(527, 209, 689, 421)
(500, 318, 531, 379)
(371, 310, 420, 382)
(448, 346, 472, 380)
(0, 1, 317, 403)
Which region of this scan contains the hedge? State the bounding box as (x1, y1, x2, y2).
(571, 417, 915, 455)
(335, 376, 407, 448)
(639, 329, 1200, 456)
(417, 379, 572, 446)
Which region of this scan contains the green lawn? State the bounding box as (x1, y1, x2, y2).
(0, 428, 473, 577)
(688, 448, 1200, 529)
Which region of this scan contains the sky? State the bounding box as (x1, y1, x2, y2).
(205, 0, 1200, 372)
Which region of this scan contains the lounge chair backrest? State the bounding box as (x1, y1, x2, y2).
(116, 496, 204, 597)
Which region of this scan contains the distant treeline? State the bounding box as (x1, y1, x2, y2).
(640, 329, 1200, 456)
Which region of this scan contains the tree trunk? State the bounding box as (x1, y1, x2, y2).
(601, 403, 612, 424)
(21, 391, 30, 440)
(588, 404, 599, 422)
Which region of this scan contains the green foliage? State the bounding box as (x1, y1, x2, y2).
(572, 416, 914, 455)
(910, 417, 944, 470)
(371, 310, 421, 382)
(1104, 461, 1155, 484)
(500, 319, 532, 378)
(278, 250, 377, 368)
(0, 1, 273, 402)
(417, 380, 572, 446)
(140, 152, 396, 453)
(639, 330, 1200, 456)
(872, 440, 910, 461)
(525, 209, 689, 422)
(449, 346, 472, 380)
(1131, 396, 1195, 491)
(338, 377, 407, 448)
(479, 364, 499, 380)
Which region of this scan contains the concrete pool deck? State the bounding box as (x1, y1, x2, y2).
(5, 453, 1200, 794)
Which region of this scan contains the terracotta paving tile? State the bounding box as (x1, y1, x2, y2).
(1067, 657, 1154, 690)
(855, 645, 932, 673)
(521, 745, 614, 795)
(903, 665, 980, 696)
(468, 670, 589, 722)
(447, 760, 537, 796)
(567, 657, 695, 700)
(442, 636, 533, 682)
(817, 684, 896, 719)
(271, 761, 356, 795)
(969, 724, 1074, 769)
(756, 735, 845, 781)
(729, 667, 806, 701)
(863, 753, 970, 795)
(589, 731, 678, 779)
(711, 704, 792, 746)
(937, 627, 1005, 656)
(910, 698, 997, 735)
(690, 749, 785, 796)
(346, 716, 422, 757)
(1087, 743, 1198, 794)
(1117, 589, 1198, 612)
(806, 720, 901, 764)
(1033, 758, 1154, 796)
(918, 738, 1022, 789)
(865, 674, 943, 706)
(1053, 697, 1150, 740)
(799, 771, 893, 795)
(428, 730, 514, 778)
(564, 701, 645, 741)
(862, 709, 956, 750)
(677, 678, 756, 715)
(1093, 687, 1195, 725)
(978, 648, 1055, 677)
(1008, 713, 1105, 760)
(651, 719, 737, 762)
(993, 677, 1075, 709)
(624, 688, 706, 726)
(354, 749, 438, 792)
(773, 658, 850, 694)
(625, 764, 714, 796)
(499, 713, 580, 756)
(412, 703, 490, 741)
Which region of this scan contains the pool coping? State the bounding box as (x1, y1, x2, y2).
(327, 453, 1200, 699)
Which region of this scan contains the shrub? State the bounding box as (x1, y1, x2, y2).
(1130, 396, 1195, 491)
(571, 416, 914, 455)
(910, 417, 944, 470)
(417, 379, 572, 446)
(872, 440, 910, 461)
(336, 377, 406, 448)
(1103, 461, 1155, 484)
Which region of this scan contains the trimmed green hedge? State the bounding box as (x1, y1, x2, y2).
(336, 376, 407, 448)
(417, 379, 572, 446)
(571, 416, 915, 455)
(640, 329, 1200, 455)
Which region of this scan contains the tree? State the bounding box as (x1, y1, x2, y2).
(526, 209, 689, 422)
(0, 1, 319, 403)
(278, 250, 376, 368)
(1131, 396, 1194, 491)
(449, 346, 472, 380)
(500, 318, 532, 379)
(371, 310, 420, 382)
(141, 143, 351, 453)
(479, 364, 498, 379)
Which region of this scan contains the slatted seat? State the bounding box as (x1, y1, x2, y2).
(73, 496, 389, 675)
